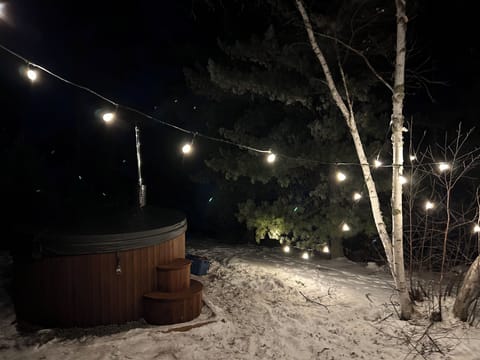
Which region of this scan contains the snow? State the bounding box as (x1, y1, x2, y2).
(1, 237, 480, 359)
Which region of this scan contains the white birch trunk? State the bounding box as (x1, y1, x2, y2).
(295, 0, 413, 319)
(391, 0, 413, 319)
(294, 0, 393, 268)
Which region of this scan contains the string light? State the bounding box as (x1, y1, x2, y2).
(0, 3, 5, 18)
(336, 171, 347, 182)
(353, 192, 362, 201)
(399, 175, 407, 185)
(266, 153, 276, 163)
(425, 201, 434, 211)
(283, 245, 290, 253)
(322, 245, 330, 254)
(438, 162, 450, 172)
(374, 159, 383, 168)
(1, 42, 471, 233)
(301, 251, 309, 260)
(26, 68, 38, 82)
(0, 43, 463, 172)
(102, 112, 115, 123)
(342, 223, 351, 232)
(474, 224, 480, 233)
(182, 143, 192, 154)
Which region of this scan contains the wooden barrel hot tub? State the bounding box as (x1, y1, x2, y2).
(12, 206, 198, 327)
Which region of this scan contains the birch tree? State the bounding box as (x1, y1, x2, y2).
(454, 189, 480, 321)
(294, 0, 414, 319)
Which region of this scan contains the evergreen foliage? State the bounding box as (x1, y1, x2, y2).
(186, 0, 397, 257)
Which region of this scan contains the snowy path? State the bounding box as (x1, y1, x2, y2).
(1, 238, 480, 359)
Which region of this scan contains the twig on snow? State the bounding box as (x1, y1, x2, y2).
(377, 313, 393, 323)
(299, 291, 330, 312)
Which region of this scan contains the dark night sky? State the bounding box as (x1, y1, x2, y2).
(0, 1, 479, 238)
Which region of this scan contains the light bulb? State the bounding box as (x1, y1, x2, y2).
(283, 245, 290, 253)
(353, 192, 362, 201)
(0, 3, 5, 17)
(301, 251, 309, 260)
(474, 224, 480, 233)
(26, 69, 38, 81)
(322, 245, 330, 254)
(409, 155, 416, 161)
(399, 175, 407, 185)
(438, 162, 450, 172)
(342, 223, 351, 232)
(425, 201, 434, 210)
(267, 153, 276, 163)
(374, 159, 382, 168)
(102, 112, 115, 123)
(182, 143, 192, 154)
(336, 171, 346, 182)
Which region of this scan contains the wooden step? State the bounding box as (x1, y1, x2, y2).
(143, 279, 203, 325)
(156, 258, 191, 292)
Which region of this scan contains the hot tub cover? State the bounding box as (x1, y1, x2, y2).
(20, 207, 187, 256)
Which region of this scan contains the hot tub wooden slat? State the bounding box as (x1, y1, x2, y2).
(14, 233, 186, 327)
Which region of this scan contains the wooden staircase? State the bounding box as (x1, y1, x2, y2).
(143, 258, 203, 325)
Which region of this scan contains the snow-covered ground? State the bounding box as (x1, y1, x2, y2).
(1, 237, 480, 359)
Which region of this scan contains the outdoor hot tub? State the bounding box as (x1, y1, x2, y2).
(12, 206, 188, 327)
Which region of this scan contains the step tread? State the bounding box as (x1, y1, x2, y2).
(144, 280, 203, 301)
(156, 258, 191, 271)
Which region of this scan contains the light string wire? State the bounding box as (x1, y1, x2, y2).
(0, 42, 450, 169)
(4, 43, 478, 254)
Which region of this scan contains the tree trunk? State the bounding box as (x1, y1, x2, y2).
(391, 0, 413, 319)
(329, 238, 344, 259)
(454, 255, 480, 321)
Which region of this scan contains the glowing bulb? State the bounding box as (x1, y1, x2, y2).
(336, 171, 346, 182)
(182, 143, 192, 154)
(399, 175, 407, 185)
(409, 155, 416, 161)
(322, 245, 330, 254)
(473, 224, 480, 233)
(267, 153, 276, 163)
(26, 69, 38, 81)
(425, 201, 434, 211)
(0, 3, 5, 17)
(438, 162, 450, 172)
(301, 251, 309, 260)
(342, 223, 351, 232)
(374, 159, 383, 168)
(353, 192, 362, 201)
(102, 112, 115, 123)
(283, 245, 290, 253)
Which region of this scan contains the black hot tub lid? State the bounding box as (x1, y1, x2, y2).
(17, 206, 187, 256)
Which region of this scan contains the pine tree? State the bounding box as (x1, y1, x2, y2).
(185, 0, 393, 258)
